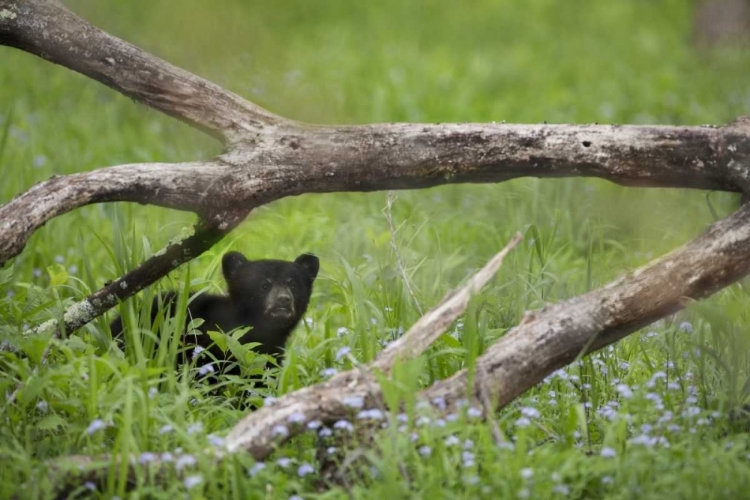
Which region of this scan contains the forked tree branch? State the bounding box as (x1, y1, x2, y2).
(224, 200, 750, 456)
(43, 199, 750, 494)
(3, 0, 750, 342)
(2, 2, 750, 494)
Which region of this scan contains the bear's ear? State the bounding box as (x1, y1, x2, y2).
(222, 251, 250, 280)
(295, 253, 319, 281)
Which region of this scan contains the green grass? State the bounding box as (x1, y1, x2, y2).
(2, 0, 750, 498)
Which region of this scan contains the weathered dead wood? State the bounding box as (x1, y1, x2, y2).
(224, 200, 750, 456)
(42, 197, 750, 494)
(2, 1, 750, 341)
(3, 0, 750, 491)
(225, 232, 523, 455)
(41, 232, 522, 495)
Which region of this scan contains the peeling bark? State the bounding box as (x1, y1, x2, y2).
(2, 0, 750, 339)
(3, 0, 750, 492)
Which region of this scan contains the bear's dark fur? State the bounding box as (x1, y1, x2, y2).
(110, 252, 319, 377)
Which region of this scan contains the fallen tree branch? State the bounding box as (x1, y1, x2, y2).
(44, 197, 750, 492)
(4, 120, 750, 269)
(41, 232, 522, 495)
(3, 1, 750, 492)
(224, 232, 524, 455)
(224, 200, 750, 456)
(423, 198, 750, 411)
(2, 0, 750, 339)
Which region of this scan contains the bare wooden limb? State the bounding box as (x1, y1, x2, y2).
(1, 0, 750, 341)
(41, 200, 750, 491)
(422, 198, 750, 410)
(0, 161, 228, 264)
(3, 1, 750, 488)
(4, 120, 750, 269)
(224, 233, 523, 457)
(227, 199, 750, 459)
(26, 220, 234, 338)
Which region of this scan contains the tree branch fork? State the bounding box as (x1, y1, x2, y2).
(3, 0, 750, 490)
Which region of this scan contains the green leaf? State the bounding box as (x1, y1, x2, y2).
(38, 414, 68, 432)
(207, 330, 228, 354)
(46, 263, 68, 287)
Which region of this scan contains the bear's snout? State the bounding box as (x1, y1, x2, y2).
(264, 285, 296, 319)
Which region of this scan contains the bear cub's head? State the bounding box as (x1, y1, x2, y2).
(221, 252, 320, 326)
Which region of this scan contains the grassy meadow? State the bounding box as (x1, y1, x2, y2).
(2, 0, 750, 498)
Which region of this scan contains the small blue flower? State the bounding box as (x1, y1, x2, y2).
(198, 363, 215, 376)
(184, 475, 202, 489)
(320, 367, 338, 378)
(357, 408, 385, 420)
(84, 481, 96, 491)
(342, 395, 364, 409)
(264, 396, 278, 406)
(432, 396, 446, 410)
(159, 424, 174, 435)
(319, 427, 333, 438)
(248, 462, 265, 477)
(187, 422, 203, 435)
(272, 425, 289, 438)
(679, 321, 693, 333)
(418, 446, 432, 457)
(515, 417, 531, 428)
(615, 383, 633, 399)
(287, 412, 306, 424)
(306, 420, 322, 430)
(192, 346, 205, 360)
(520, 467, 533, 479)
(138, 452, 157, 464)
(520, 407, 540, 419)
(552, 484, 570, 495)
(600, 447, 616, 458)
(276, 457, 292, 468)
(416, 416, 431, 427)
(175, 455, 197, 471)
(467, 407, 482, 418)
(86, 419, 106, 435)
(33, 155, 47, 168)
(333, 420, 353, 432)
(207, 434, 225, 447)
(445, 435, 460, 446)
(298, 462, 315, 477)
(335, 346, 351, 361)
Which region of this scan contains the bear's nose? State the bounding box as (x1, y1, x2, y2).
(276, 295, 293, 309)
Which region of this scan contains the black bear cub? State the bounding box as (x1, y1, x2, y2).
(110, 252, 319, 377)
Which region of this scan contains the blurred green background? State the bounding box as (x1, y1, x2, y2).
(3, 0, 750, 498)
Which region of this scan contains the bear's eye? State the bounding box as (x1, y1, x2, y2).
(262, 280, 271, 291)
(286, 277, 296, 289)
